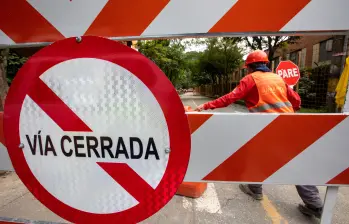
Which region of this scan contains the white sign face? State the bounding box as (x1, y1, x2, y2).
(20, 58, 169, 213)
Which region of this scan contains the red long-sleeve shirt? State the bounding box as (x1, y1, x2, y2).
(203, 74, 301, 111)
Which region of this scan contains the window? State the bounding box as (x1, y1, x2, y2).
(319, 39, 333, 63)
(300, 48, 306, 68)
(297, 51, 302, 66)
(312, 43, 320, 68)
(290, 50, 300, 65)
(326, 39, 333, 51)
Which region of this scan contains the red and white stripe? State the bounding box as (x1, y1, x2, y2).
(2, 112, 349, 185)
(1, 0, 349, 46)
(0, 30, 14, 45)
(141, 0, 237, 35)
(281, 0, 349, 31)
(184, 113, 349, 185)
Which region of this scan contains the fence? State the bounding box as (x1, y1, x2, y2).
(195, 76, 232, 98)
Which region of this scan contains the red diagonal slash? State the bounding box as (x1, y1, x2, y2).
(85, 0, 169, 37)
(28, 79, 154, 202)
(29, 79, 92, 132)
(203, 115, 347, 182)
(97, 163, 154, 203)
(210, 0, 310, 32)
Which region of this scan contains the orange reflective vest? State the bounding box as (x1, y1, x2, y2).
(249, 72, 294, 113)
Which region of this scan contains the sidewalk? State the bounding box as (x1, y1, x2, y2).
(0, 172, 67, 223)
(2, 171, 349, 224)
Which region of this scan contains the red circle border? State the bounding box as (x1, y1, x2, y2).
(4, 36, 191, 224)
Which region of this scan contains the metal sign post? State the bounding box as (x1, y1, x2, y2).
(321, 186, 339, 224)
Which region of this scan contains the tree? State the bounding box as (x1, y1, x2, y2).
(137, 37, 243, 91)
(7, 51, 28, 85)
(0, 49, 10, 111)
(186, 51, 209, 86)
(196, 38, 242, 85)
(0, 50, 28, 111)
(137, 39, 187, 88)
(243, 36, 300, 66)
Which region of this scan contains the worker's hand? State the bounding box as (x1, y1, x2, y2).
(195, 104, 205, 112)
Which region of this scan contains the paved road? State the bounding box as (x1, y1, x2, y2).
(1, 94, 349, 224)
(181, 93, 247, 113)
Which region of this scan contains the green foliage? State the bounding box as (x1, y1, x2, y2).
(191, 37, 243, 86)
(298, 65, 331, 109)
(298, 75, 315, 98)
(298, 108, 327, 113)
(137, 38, 243, 89)
(138, 40, 188, 88)
(7, 50, 27, 85)
(185, 51, 208, 86)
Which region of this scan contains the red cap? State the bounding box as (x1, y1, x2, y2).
(245, 50, 269, 66)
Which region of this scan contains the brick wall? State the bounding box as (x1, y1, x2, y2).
(274, 35, 334, 68)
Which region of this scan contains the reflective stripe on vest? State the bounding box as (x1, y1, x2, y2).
(249, 101, 292, 112)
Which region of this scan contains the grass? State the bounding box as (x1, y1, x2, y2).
(298, 108, 327, 113)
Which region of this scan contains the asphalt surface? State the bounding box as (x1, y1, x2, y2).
(180, 93, 247, 113)
(1, 93, 349, 224)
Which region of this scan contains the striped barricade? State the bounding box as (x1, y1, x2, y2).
(184, 113, 349, 185)
(1, 0, 349, 46)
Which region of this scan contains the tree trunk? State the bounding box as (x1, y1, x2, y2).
(267, 47, 275, 69)
(126, 41, 132, 47)
(0, 49, 9, 111)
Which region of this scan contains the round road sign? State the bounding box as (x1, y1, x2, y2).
(276, 60, 300, 86)
(4, 36, 191, 223)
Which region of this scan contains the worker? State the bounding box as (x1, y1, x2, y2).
(195, 50, 323, 218)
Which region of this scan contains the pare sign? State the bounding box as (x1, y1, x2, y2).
(276, 60, 300, 86)
(4, 36, 191, 224)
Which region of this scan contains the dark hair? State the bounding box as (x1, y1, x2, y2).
(247, 62, 268, 72)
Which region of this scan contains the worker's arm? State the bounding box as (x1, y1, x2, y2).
(198, 76, 252, 111)
(286, 85, 301, 111)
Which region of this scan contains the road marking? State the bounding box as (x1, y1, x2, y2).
(182, 183, 222, 214)
(192, 99, 198, 107)
(261, 194, 288, 224)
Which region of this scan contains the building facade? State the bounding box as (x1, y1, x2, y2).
(270, 35, 348, 73)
